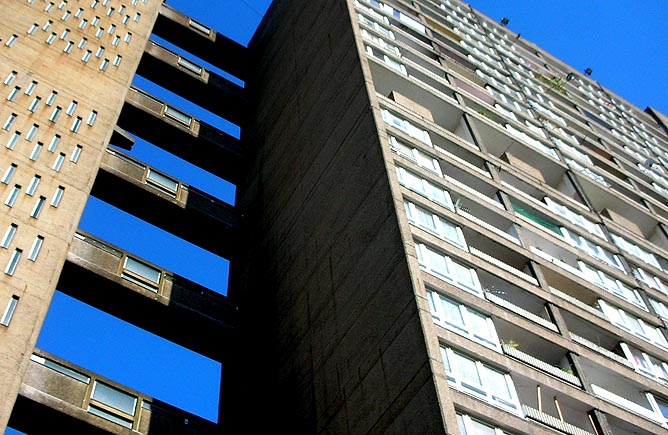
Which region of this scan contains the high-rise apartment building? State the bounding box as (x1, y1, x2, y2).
(2, 0, 668, 434)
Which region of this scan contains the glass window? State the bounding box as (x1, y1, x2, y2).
(121, 257, 161, 291)
(3, 113, 17, 131)
(45, 91, 57, 106)
(31, 196, 46, 218)
(29, 142, 43, 161)
(71, 116, 82, 132)
(70, 144, 82, 163)
(7, 86, 20, 102)
(50, 106, 62, 122)
(52, 153, 65, 171)
(395, 166, 453, 209)
(28, 96, 41, 112)
(25, 81, 37, 96)
(5, 249, 22, 275)
(27, 235, 44, 261)
(6, 132, 20, 149)
(1, 223, 17, 248)
(88, 380, 137, 428)
(26, 174, 41, 196)
(405, 200, 466, 248)
(146, 169, 178, 197)
(5, 34, 18, 47)
(51, 186, 64, 207)
(5, 185, 20, 207)
(1, 164, 17, 184)
(26, 124, 39, 142)
(0, 295, 19, 326)
(3, 71, 17, 86)
(416, 243, 481, 294)
(48, 134, 61, 152)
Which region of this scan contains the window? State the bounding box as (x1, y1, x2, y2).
(428, 289, 500, 349)
(3, 71, 17, 86)
(82, 49, 91, 62)
(99, 58, 109, 71)
(611, 233, 661, 270)
(188, 18, 211, 35)
(107, 7, 114, 16)
(90, 0, 98, 9)
(389, 136, 441, 175)
(6, 131, 20, 149)
(122, 15, 130, 25)
(3, 113, 17, 131)
(395, 166, 454, 209)
(26, 124, 39, 141)
(28, 96, 41, 112)
(95, 27, 104, 38)
(57, 1, 66, 9)
(71, 116, 82, 132)
(177, 57, 201, 75)
(45, 90, 57, 106)
(87, 110, 97, 126)
(88, 381, 137, 428)
(5, 249, 22, 275)
(650, 298, 668, 321)
(620, 342, 668, 383)
(61, 10, 70, 20)
(78, 19, 88, 30)
(95, 46, 105, 58)
(113, 55, 122, 67)
(31, 196, 46, 218)
(0, 296, 19, 326)
(66, 100, 77, 116)
(49, 106, 61, 122)
(108, 24, 116, 34)
(600, 299, 668, 350)
(52, 153, 65, 171)
(70, 144, 82, 163)
(146, 169, 178, 197)
(26, 174, 41, 196)
(457, 413, 517, 435)
(133, 12, 141, 22)
(579, 261, 646, 309)
(441, 346, 520, 413)
(5, 185, 20, 207)
(163, 106, 192, 126)
(75, 7, 84, 17)
(5, 34, 18, 47)
(7, 86, 20, 102)
(27, 23, 39, 35)
(51, 186, 64, 207)
(416, 243, 481, 295)
(381, 110, 432, 145)
(77, 37, 87, 49)
(24, 81, 37, 96)
(1, 163, 17, 184)
(91, 16, 100, 26)
(561, 227, 623, 271)
(365, 45, 407, 75)
(112, 35, 120, 46)
(43, 20, 53, 31)
(124, 32, 132, 43)
(29, 142, 43, 160)
(45, 32, 57, 45)
(48, 134, 61, 152)
(1, 224, 17, 248)
(27, 235, 44, 261)
(121, 256, 162, 291)
(405, 200, 466, 248)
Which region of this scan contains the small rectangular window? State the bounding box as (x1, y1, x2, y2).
(3, 71, 17, 86)
(5, 34, 18, 47)
(48, 134, 61, 152)
(0, 223, 17, 248)
(112, 35, 120, 46)
(177, 57, 201, 75)
(188, 18, 211, 35)
(119, 5, 125, 14)
(5, 249, 22, 275)
(1, 164, 17, 184)
(87, 110, 97, 126)
(77, 37, 87, 49)
(99, 58, 109, 71)
(113, 55, 122, 67)
(25, 81, 37, 96)
(26, 174, 41, 196)
(82, 50, 91, 63)
(31, 196, 46, 218)
(5, 185, 20, 207)
(0, 295, 19, 325)
(92, 16, 100, 26)
(60, 28, 70, 39)
(51, 186, 64, 207)
(102, 0, 110, 6)
(3, 113, 17, 130)
(43, 20, 53, 31)
(6, 131, 20, 149)
(95, 45, 104, 57)
(121, 256, 161, 291)
(71, 116, 82, 132)
(70, 144, 82, 163)
(88, 381, 137, 428)
(26, 124, 39, 141)
(95, 27, 104, 38)
(45, 90, 57, 106)
(46, 32, 57, 45)
(75, 7, 84, 18)
(78, 19, 87, 30)
(108, 24, 116, 34)
(107, 7, 114, 16)
(28, 96, 41, 112)
(27, 23, 39, 35)
(49, 106, 62, 122)
(66, 100, 77, 115)
(52, 152, 65, 171)
(29, 142, 43, 161)
(61, 10, 71, 20)
(124, 32, 132, 43)
(63, 41, 74, 53)
(27, 235, 44, 261)
(7, 86, 20, 102)
(122, 15, 129, 25)
(164, 106, 192, 126)
(57, 1, 67, 10)
(90, 0, 98, 9)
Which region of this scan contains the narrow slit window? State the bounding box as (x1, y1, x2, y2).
(82, 50, 92, 62)
(90, 0, 98, 9)
(122, 15, 129, 25)
(43, 20, 54, 31)
(3, 113, 17, 131)
(5, 185, 20, 207)
(133, 12, 141, 22)
(60, 28, 70, 39)
(51, 186, 64, 207)
(100, 58, 109, 71)
(5, 249, 22, 276)
(95, 27, 104, 38)
(29, 142, 43, 161)
(7, 86, 20, 102)
(26, 174, 41, 196)
(124, 32, 132, 43)
(0, 296, 19, 326)
(6, 131, 20, 149)
(1, 164, 17, 184)
(112, 35, 120, 46)
(27, 23, 39, 35)
(31, 196, 46, 218)
(26, 124, 39, 141)
(77, 37, 87, 49)
(61, 10, 71, 20)
(48, 134, 61, 152)
(49, 106, 62, 122)
(57, 1, 67, 10)
(27, 235, 44, 261)
(71, 116, 82, 132)
(113, 55, 122, 67)
(3, 71, 17, 86)
(0, 223, 18, 248)
(25, 81, 37, 96)
(45, 91, 57, 106)
(70, 144, 82, 163)
(92, 16, 100, 26)
(87, 110, 97, 126)
(78, 19, 88, 30)
(66, 100, 77, 115)
(107, 7, 114, 16)
(75, 7, 84, 17)
(52, 152, 65, 171)
(108, 24, 116, 34)
(28, 96, 41, 112)
(64, 41, 74, 53)
(45, 32, 57, 45)
(5, 34, 18, 47)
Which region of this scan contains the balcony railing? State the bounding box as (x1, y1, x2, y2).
(569, 333, 633, 369)
(590, 384, 663, 425)
(456, 209, 521, 246)
(549, 286, 605, 320)
(470, 247, 538, 285)
(484, 291, 558, 332)
(522, 405, 595, 435)
(503, 344, 582, 387)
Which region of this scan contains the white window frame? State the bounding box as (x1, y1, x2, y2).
(416, 243, 481, 295)
(405, 200, 466, 249)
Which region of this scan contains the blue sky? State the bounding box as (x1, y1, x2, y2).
(11, 0, 667, 432)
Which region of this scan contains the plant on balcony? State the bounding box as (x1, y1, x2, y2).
(501, 339, 520, 349)
(534, 72, 567, 95)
